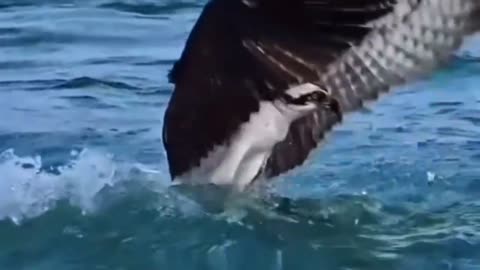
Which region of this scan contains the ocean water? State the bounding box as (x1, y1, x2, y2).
(1, 1, 480, 269)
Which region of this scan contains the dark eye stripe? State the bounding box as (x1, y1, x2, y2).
(284, 91, 328, 105)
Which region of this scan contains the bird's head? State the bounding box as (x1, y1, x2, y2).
(276, 83, 342, 120)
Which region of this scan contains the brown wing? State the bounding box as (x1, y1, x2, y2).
(263, 0, 480, 177)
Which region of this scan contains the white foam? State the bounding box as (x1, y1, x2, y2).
(0, 146, 274, 224)
(0, 148, 127, 223)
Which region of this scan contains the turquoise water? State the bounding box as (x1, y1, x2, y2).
(1, 1, 480, 269)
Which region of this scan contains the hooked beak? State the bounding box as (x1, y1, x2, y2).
(324, 98, 343, 121)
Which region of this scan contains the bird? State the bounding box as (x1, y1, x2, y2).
(162, 0, 480, 193)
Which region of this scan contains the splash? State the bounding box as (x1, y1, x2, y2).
(0, 148, 121, 224)
(0, 146, 298, 225)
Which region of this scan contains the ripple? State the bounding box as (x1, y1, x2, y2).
(134, 88, 172, 96)
(0, 79, 65, 91)
(83, 55, 151, 65)
(134, 59, 177, 66)
(52, 76, 140, 90)
(0, 27, 137, 48)
(81, 57, 177, 68)
(0, 60, 55, 69)
(435, 108, 457, 115)
(429, 101, 464, 108)
(462, 140, 480, 151)
(114, 128, 151, 137)
(436, 127, 478, 138)
(0, 27, 23, 36)
(59, 95, 121, 109)
(459, 116, 480, 126)
(0, 2, 33, 10)
(98, 1, 204, 15)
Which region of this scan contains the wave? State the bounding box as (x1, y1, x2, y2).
(0, 27, 138, 49)
(0, 145, 397, 228)
(97, 0, 205, 16)
(52, 76, 140, 90)
(0, 147, 168, 224)
(1, 147, 480, 267)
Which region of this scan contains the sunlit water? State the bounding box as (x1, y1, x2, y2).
(1, 1, 480, 269)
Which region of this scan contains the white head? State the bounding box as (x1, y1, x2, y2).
(273, 83, 340, 121)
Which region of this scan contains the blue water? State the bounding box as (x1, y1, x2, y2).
(1, 1, 480, 269)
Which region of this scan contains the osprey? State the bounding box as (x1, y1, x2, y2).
(163, 0, 480, 192)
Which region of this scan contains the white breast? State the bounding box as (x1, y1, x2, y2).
(173, 100, 297, 191)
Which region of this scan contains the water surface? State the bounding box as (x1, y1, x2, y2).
(1, 1, 480, 269)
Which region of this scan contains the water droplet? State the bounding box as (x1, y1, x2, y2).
(427, 171, 436, 184)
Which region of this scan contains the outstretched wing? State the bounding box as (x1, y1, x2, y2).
(263, 0, 480, 177)
(163, 0, 479, 179)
